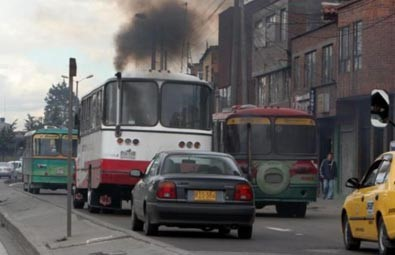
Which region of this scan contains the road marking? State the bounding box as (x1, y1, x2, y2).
(266, 227, 292, 232)
(0, 240, 8, 255)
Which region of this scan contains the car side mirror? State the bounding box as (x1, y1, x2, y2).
(130, 169, 144, 178)
(345, 177, 360, 189)
(371, 89, 390, 128)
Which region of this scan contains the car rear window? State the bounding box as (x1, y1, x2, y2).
(162, 155, 240, 176)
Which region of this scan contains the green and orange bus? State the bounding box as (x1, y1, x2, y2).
(213, 106, 318, 217)
(22, 128, 78, 194)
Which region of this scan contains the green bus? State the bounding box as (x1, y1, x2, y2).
(23, 128, 78, 194)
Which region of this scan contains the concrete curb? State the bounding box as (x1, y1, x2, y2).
(7, 184, 191, 255)
(0, 204, 50, 255)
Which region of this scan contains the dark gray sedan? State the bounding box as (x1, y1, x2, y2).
(130, 151, 255, 239)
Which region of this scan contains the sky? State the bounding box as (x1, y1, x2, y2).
(0, 0, 230, 130)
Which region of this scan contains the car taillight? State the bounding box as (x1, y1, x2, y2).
(156, 181, 177, 199)
(234, 183, 253, 201)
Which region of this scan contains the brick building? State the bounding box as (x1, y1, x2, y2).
(290, 0, 395, 194)
(252, 0, 334, 107)
(291, 21, 338, 167)
(335, 0, 395, 193)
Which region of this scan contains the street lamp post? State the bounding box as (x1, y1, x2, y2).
(62, 74, 93, 99)
(76, 74, 94, 99)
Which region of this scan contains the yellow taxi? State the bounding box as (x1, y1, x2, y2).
(342, 152, 395, 255)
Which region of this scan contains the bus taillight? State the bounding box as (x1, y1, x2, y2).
(289, 161, 318, 176)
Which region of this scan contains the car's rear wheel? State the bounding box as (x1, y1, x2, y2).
(343, 215, 360, 250)
(143, 213, 158, 236)
(238, 225, 252, 239)
(218, 227, 231, 235)
(378, 218, 395, 255)
(131, 205, 143, 231)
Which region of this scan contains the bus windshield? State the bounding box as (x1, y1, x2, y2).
(224, 116, 316, 156)
(33, 134, 77, 157)
(274, 118, 316, 154)
(61, 135, 78, 157)
(161, 83, 211, 130)
(224, 118, 271, 155)
(121, 81, 158, 126)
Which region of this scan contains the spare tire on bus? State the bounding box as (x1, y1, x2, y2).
(256, 161, 290, 195)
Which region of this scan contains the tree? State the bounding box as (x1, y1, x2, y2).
(0, 120, 17, 161)
(24, 114, 45, 131)
(43, 81, 79, 128)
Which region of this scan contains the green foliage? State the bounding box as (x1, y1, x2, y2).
(24, 114, 44, 131)
(43, 81, 78, 128)
(0, 120, 17, 160)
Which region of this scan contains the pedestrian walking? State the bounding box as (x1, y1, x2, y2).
(320, 152, 337, 200)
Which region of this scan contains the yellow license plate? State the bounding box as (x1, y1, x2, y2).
(194, 190, 217, 201)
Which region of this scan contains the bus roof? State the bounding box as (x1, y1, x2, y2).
(82, 70, 209, 99)
(226, 107, 313, 119)
(25, 128, 78, 137)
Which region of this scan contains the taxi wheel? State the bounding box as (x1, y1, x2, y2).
(131, 205, 143, 231)
(378, 218, 395, 255)
(343, 216, 360, 250)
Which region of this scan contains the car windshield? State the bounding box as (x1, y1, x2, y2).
(162, 155, 240, 176)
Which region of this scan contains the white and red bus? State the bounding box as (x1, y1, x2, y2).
(73, 71, 212, 212)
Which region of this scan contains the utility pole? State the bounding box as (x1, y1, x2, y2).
(240, 0, 248, 104)
(67, 58, 77, 238)
(181, 2, 188, 73)
(230, 0, 240, 105)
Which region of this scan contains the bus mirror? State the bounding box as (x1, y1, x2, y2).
(115, 124, 122, 137)
(371, 89, 390, 128)
(74, 113, 80, 130)
(345, 177, 360, 189)
(130, 170, 143, 178)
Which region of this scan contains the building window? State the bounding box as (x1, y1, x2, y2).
(280, 9, 288, 41)
(258, 76, 268, 106)
(267, 70, 288, 104)
(219, 87, 231, 109)
(254, 20, 266, 48)
(293, 57, 300, 89)
(322, 44, 333, 84)
(339, 26, 350, 73)
(265, 14, 276, 46)
(205, 65, 209, 81)
(353, 21, 362, 70)
(304, 51, 316, 88)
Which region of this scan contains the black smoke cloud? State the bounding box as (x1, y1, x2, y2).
(114, 0, 203, 71)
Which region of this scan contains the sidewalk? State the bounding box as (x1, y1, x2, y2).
(0, 183, 189, 255)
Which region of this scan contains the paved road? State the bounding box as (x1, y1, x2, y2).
(11, 183, 378, 255)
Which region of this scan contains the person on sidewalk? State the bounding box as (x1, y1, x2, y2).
(320, 152, 337, 200)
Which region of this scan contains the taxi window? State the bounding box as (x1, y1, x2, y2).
(360, 160, 382, 187)
(375, 160, 391, 184)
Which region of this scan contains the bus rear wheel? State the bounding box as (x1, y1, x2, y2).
(87, 189, 100, 213)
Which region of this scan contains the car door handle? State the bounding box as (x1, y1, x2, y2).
(375, 194, 379, 201)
